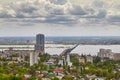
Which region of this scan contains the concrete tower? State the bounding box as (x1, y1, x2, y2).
(30, 34, 45, 66)
(35, 34, 45, 54)
(30, 52, 35, 66)
(30, 51, 40, 66)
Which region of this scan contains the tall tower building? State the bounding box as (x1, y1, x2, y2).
(30, 52, 35, 66)
(30, 34, 45, 66)
(35, 34, 45, 54)
(30, 51, 39, 66)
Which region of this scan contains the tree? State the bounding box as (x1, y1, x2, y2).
(28, 76, 36, 80)
(28, 66, 36, 76)
(39, 53, 51, 62)
(93, 56, 101, 65)
(9, 75, 22, 80)
(62, 75, 74, 80)
(52, 77, 59, 80)
(38, 77, 42, 80)
(70, 54, 79, 67)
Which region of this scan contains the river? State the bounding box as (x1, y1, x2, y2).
(0, 44, 120, 55)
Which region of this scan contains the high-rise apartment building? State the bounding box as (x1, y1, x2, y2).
(35, 34, 45, 54)
(30, 34, 45, 66)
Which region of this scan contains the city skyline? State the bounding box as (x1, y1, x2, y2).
(0, 0, 120, 36)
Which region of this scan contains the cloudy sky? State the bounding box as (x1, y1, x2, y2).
(0, 0, 120, 37)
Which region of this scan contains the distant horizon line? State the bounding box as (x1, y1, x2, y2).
(1, 36, 120, 38)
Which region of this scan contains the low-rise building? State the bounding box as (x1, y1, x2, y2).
(113, 53, 120, 60)
(98, 49, 113, 59)
(98, 49, 120, 60)
(56, 73, 64, 79)
(24, 74, 31, 79)
(79, 57, 85, 63)
(86, 74, 96, 80)
(45, 58, 56, 65)
(95, 77, 105, 80)
(86, 55, 93, 63)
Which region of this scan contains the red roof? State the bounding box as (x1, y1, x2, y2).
(22, 77, 27, 80)
(54, 68, 62, 73)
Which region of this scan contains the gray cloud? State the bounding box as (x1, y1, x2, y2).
(93, 0, 105, 8)
(107, 15, 120, 25)
(49, 0, 67, 5)
(0, 0, 119, 25)
(108, 16, 120, 22)
(44, 15, 78, 24)
(69, 5, 87, 15)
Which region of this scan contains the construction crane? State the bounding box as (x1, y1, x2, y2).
(58, 44, 79, 67)
(60, 44, 79, 56)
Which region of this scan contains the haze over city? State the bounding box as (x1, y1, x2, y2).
(0, 0, 120, 36)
